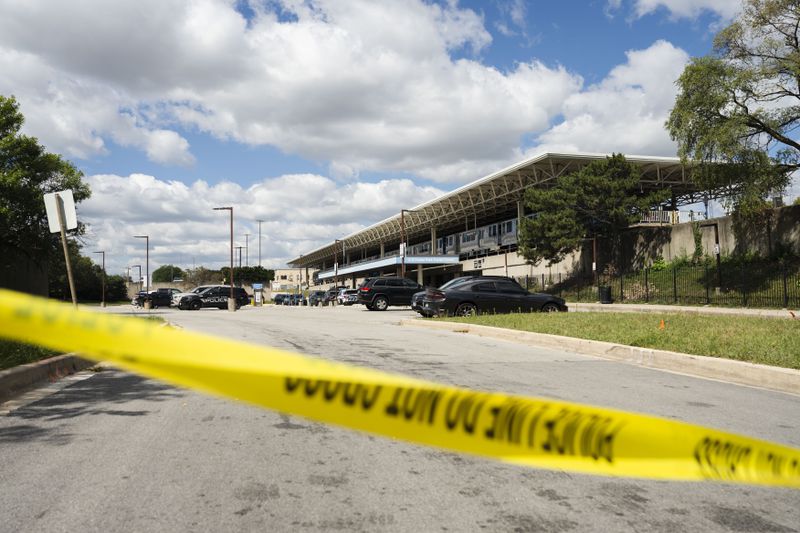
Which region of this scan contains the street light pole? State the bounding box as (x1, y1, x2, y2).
(214, 206, 235, 311)
(130, 265, 142, 293)
(244, 233, 251, 267)
(93, 251, 106, 307)
(235, 246, 244, 268)
(256, 219, 264, 267)
(134, 235, 149, 292)
(333, 239, 341, 290)
(400, 209, 417, 278)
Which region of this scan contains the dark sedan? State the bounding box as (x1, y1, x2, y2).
(420, 277, 567, 317)
(412, 275, 512, 316)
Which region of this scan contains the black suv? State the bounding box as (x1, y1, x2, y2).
(178, 286, 250, 310)
(134, 288, 181, 308)
(358, 277, 423, 311)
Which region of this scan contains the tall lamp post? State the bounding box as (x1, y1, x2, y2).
(235, 246, 244, 268)
(214, 206, 235, 311)
(134, 235, 149, 292)
(93, 251, 106, 307)
(256, 219, 264, 267)
(244, 233, 251, 267)
(334, 239, 345, 289)
(400, 209, 417, 278)
(130, 265, 142, 293)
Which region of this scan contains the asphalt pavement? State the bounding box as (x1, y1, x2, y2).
(0, 303, 798, 532)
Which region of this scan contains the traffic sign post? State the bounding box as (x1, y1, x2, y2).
(44, 190, 78, 307)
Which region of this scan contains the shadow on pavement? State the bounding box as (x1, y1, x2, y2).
(8, 370, 184, 423)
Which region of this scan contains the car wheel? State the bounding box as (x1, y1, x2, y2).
(373, 296, 389, 311)
(190, 300, 202, 311)
(455, 303, 477, 317)
(365, 304, 375, 311)
(541, 302, 560, 313)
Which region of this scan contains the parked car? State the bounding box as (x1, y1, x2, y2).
(171, 285, 225, 307)
(273, 294, 288, 305)
(420, 276, 567, 317)
(339, 289, 359, 306)
(177, 286, 250, 310)
(412, 276, 515, 316)
(323, 286, 347, 304)
(284, 293, 306, 306)
(358, 276, 423, 311)
(307, 290, 327, 306)
(133, 288, 182, 308)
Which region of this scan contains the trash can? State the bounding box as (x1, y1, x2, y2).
(598, 286, 613, 304)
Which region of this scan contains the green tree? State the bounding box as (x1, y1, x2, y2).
(183, 267, 223, 287)
(220, 266, 274, 285)
(0, 95, 90, 268)
(518, 154, 665, 268)
(667, 0, 798, 214)
(152, 264, 185, 283)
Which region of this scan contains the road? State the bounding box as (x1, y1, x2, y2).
(1, 304, 798, 532)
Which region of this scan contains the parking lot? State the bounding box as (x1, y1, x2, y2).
(4, 301, 797, 532)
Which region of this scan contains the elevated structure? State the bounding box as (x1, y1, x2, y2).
(289, 152, 699, 285)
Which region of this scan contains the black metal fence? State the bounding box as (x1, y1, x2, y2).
(514, 262, 800, 309)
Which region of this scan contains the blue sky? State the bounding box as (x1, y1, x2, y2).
(0, 0, 768, 275)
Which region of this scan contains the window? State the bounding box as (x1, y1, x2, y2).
(402, 278, 418, 287)
(373, 279, 387, 287)
(496, 281, 523, 294)
(447, 236, 454, 246)
(473, 282, 496, 292)
(387, 279, 404, 287)
(488, 224, 497, 237)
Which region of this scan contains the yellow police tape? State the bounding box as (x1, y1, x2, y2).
(1, 288, 798, 488)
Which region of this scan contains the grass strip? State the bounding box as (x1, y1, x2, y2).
(0, 340, 59, 371)
(441, 312, 800, 370)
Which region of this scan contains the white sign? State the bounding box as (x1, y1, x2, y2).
(713, 244, 720, 256)
(399, 243, 406, 255)
(43, 190, 77, 233)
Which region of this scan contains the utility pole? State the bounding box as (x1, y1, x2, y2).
(214, 206, 235, 311)
(244, 233, 251, 267)
(134, 235, 149, 292)
(93, 251, 106, 307)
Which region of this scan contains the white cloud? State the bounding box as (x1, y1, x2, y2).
(533, 40, 690, 156)
(0, 0, 580, 182)
(632, 0, 741, 20)
(78, 171, 444, 275)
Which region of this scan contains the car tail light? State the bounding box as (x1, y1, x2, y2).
(427, 289, 446, 302)
(360, 287, 371, 292)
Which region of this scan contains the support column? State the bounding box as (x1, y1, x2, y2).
(430, 227, 437, 254)
(380, 242, 385, 258)
(517, 201, 524, 234)
(346, 253, 351, 265)
(417, 264, 423, 285)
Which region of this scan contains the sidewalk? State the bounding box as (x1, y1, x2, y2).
(566, 301, 797, 319)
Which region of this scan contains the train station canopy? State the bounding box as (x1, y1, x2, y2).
(289, 152, 697, 270)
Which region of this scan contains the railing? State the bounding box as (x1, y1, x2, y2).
(514, 262, 800, 309)
(639, 210, 678, 224)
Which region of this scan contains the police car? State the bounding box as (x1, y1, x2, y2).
(177, 286, 250, 310)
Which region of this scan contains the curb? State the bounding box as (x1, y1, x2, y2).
(0, 354, 95, 403)
(399, 319, 800, 396)
(565, 302, 796, 319)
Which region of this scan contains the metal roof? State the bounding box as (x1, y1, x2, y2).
(289, 152, 696, 268)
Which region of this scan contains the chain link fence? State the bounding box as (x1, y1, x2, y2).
(513, 262, 800, 309)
